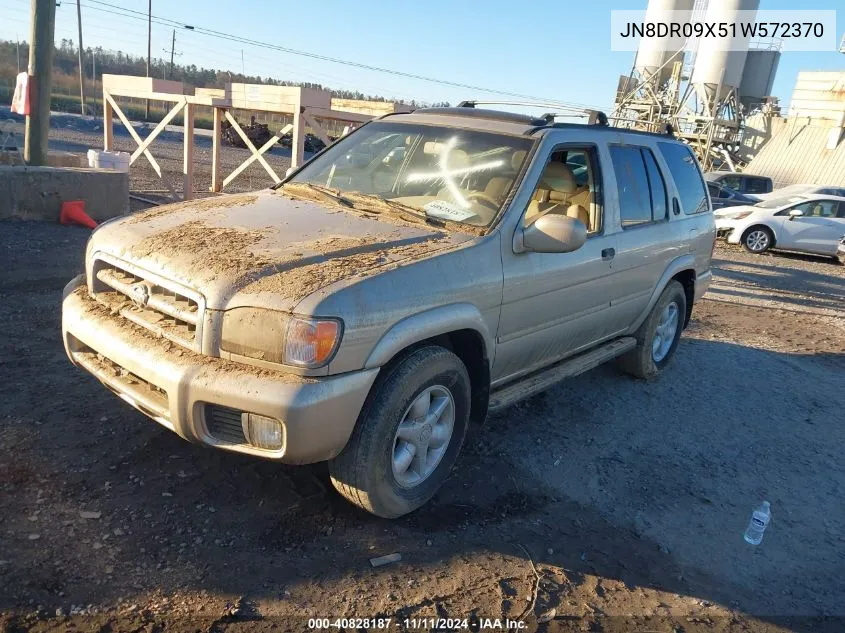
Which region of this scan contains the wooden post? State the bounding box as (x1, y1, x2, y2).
(24, 0, 57, 166)
(210, 107, 223, 192)
(103, 89, 113, 150)
(76, 0, 85, 116)
(183, 102, 195, 200)
(291, 106, 306, 169)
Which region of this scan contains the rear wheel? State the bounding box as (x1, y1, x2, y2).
(329, 346, 471, 518)
(742, 226, 774, 254)
(618, 280, 686, 379)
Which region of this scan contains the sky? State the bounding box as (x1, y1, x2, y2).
(0, 0, 842, 111)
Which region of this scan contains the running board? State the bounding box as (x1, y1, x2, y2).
(488, 337, 637, 413)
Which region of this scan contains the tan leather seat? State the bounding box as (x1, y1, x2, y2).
(482, 150, 531, 201)
(566, 204, 590, 227)
(525, 163, 579, 224)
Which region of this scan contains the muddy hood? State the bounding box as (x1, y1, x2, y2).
(89, 190, 474, 311)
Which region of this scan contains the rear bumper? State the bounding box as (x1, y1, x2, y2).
(694, 270, 712, 303)
(61, 278, 378, 464)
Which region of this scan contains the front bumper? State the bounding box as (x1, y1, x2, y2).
(837, 244, 845, 265)
(714, 219, 741, 243)
(61, 278, 378, 464)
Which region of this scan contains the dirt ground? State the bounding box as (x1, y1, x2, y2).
(1, 215, 844, 633)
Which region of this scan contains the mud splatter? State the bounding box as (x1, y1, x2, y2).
(126, 194, 259, 225)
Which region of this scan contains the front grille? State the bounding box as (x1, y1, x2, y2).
(91, 256, 203, 350)
(205, 405, 247, 445)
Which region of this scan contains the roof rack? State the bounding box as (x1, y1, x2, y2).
(457, 100, 609, 127)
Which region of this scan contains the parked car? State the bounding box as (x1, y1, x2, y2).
(62, 106, 714, 518)
(837, 236, 845, 265)
(705, 172, 773, 196)
(707, 181, 759, 210)
(715, 194, 845, 257)
(752, 183, 845, 202)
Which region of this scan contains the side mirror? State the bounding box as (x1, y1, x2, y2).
(788, 209, 804, 220)
(520, 214, 587, 253)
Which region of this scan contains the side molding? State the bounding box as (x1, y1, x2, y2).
(364, 303, 493, 370)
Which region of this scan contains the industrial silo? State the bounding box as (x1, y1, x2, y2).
(690, 0, 760, 106)
(634, 0, 695, 87)
(739, 49, 781, 108)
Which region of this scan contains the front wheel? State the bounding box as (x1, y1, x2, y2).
(618, 280, 686, 380)
(742, 226, 774, 254)
(329, 346, 471, 518)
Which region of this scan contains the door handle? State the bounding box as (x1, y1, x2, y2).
(601, 247, 615, 261)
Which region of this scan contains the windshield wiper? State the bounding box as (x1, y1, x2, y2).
(281, 182, 353, 208)
(341, 192, 434, 226)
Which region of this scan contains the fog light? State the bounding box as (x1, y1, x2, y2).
(244, 413, 284, 450)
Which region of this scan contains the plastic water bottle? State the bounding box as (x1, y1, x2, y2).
(744, 500, 771, 545)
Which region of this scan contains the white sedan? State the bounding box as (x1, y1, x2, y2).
(750, 183, 845, 202)
(714, 194, 845, 258)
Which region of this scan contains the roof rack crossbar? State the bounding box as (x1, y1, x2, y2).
(457, 100, 609, 126)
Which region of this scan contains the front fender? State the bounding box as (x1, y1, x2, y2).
(627, 254, 696, 334)
(726, 219, 778, 245)
(364, 303, 493, 370)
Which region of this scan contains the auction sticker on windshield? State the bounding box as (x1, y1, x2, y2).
(423, 200, 476, 222)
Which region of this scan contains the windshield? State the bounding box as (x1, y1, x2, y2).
(288, 121, 534, 227)
(755, 195, 809, 209)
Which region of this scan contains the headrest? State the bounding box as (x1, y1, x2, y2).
(446, 149, 470, 170)
(539, 162, 577, 193)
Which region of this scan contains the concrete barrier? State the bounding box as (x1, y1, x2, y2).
(0, 166, 129, 222)
(0, 150, 87, 168)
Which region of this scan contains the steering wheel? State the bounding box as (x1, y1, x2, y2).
(466, 192, 500, 210)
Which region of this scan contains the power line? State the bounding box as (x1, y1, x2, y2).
(80, 0, 604, 110)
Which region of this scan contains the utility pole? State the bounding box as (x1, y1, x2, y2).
(92, 49, 96, 111)
(16, 35, 21, 74)
(76, 0, 85, 116)
(145, 0, 151, 120)
(169, 29, 176, 79)
(24, 0, 57, 166)
(162, 30, 181, 80)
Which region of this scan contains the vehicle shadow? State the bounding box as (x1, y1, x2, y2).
(712, 254, 845, 315)
(3, 334, 844, 631)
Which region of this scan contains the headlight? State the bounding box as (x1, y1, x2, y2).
(220, 308, 342, 368)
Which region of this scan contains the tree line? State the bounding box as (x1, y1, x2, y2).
(0, 38, 450, 108)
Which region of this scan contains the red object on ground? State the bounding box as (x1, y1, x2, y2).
(59, 200, 98, 229)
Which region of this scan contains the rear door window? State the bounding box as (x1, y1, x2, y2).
(720, 175, 741, 191)
(609, 145, 667, 227)
(658, 142, 709, 215)
(746, 177, 771, 194)
(643, 149, 668, 220)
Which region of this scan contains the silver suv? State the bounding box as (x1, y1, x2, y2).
(62, 106, 714, 518)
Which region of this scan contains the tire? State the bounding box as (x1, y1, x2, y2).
(741, 225, 774, 254)
(617, 280, 687, 380)
(329, 346, 471, 518)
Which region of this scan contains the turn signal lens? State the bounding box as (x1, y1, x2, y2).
(284, 317, 342, 367)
